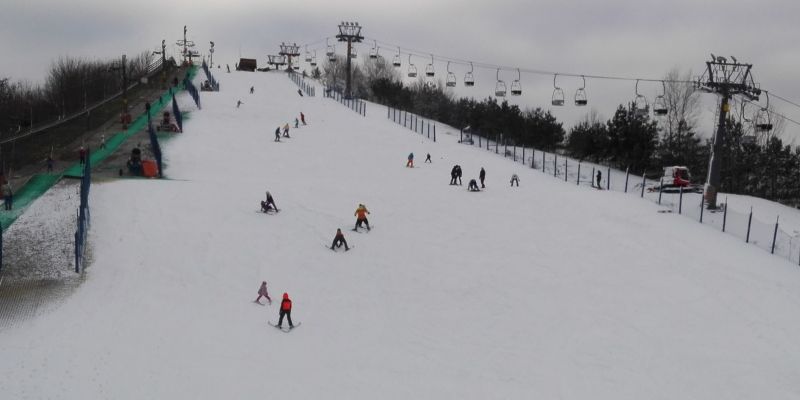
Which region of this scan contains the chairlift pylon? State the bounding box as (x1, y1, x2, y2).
(551, 74, 564, 106)
(464, 62, 475, 87)
(653, 81, 668, 116)
(369, 40, 378, 59)
(755, 91, 774, 132)
(510, 68, 522, 96)
(574, 75, 587, 106)
(495, 69, 507, 97)
(407, 54, 417, 78)
(392, 47, 402, 67)
(445, 62, 457, 87)
(634, 79, 649, 117)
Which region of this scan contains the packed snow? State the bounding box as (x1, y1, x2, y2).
(1, 70, 800, 399)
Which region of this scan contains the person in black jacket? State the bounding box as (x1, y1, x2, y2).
(468, 179, 480, 192)
(330, 228, 350, 251)
(455, 165, 463, 185)
(450, 165, 458, 185)
(479, 167, 486, 188)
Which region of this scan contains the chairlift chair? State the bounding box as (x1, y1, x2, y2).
(425, 54, 435, 77)
(446, 62, 456, 87)
(510, 68, 522, 96)
(305, 46, 312, 63)
(408, 54, 417, 78)
(310, 51, 317, 67)
(495, 69, 507, 97)
(350, 47, 357, 59)
(369, 41, 378, 59)
(464, 62, 475, 87)
(393, 47, 402, 67)
(653, 81, 668, 116)
(755, 92, 773, 132)
(551, 74, 564, 106)
(574, 75, 587, 106)
(634, 80, 649, 117)
(325, 38, 335, 57)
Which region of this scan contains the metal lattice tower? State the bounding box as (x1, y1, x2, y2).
(176, 25, 196, 65)
(279, 43, 301, 71)
(696, 55, 761, 209)
(336, 21, 364, 99)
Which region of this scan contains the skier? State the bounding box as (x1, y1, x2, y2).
(255, 281, 271, 304)
(261, 191, 278, 212)
(283, 123, 290, 138)
(330, 228, 350, 251)
(250, 86, 254, 94)
(294, 118, 299, 129)
(46, 156, 54, 173)
(300, 112, 306, 125)
(468, 179, 480, 192)
(479, 167, 486, 188)
(455, 165, 463, 185)
(596, 170, 602, 189)
(237, 100, 243, 108)
(277, 292, 294, 329)
(100, 134, 106, 149)
(2, 182, 12, 210)
(425, 153, 432, 163)
(510, 173, 520, 187)
(297, 89, 304, 97)
(406, 152, 414, 168)
(354, 204, 371, 231)
(274, 127, 281, 142)
(78, 146, 86, 165)
(450, 165, 458, 185)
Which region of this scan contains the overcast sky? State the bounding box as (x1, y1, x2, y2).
(2, 0, 799, 138)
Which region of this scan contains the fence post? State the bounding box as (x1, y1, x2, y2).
(565, 159, 568, 182)
(746, 207, 753, 243)
(542, 151, 546, 173)
(531, 149, 535, 169)
(679, 186, 684, 214)
(606, 166, 611, 190)
(427, 122, 430, 138)
(496, 139, 499, 154)
(658, 178, 663, 204)
(699, 189, 705, 223)
(522, 147, 525, 164)
(772, 216, 780, 254)
(513, 145, 517, 162)
(722, 197, 728, 232)
(479, 136, 481, 147)
(577, 162, 581, 185)
(624, 168, 630, 193)
(460, 128, 463, 143)
(433, 125, 436, 142)
(553, 155, 557, 177)
(640, 172, 646, 197)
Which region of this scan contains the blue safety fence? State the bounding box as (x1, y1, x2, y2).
(323, 86, 365, 116)
(201, 60, 220, 91)
(74, 148, 92, 273)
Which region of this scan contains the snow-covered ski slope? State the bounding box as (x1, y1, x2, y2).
(2, 70, 800, 399)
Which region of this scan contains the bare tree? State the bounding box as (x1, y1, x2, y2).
(662, 67, 700, 141)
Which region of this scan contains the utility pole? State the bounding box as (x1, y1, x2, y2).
(209, 41, 215, 68)
(278, 42, 300, 72)
(176, 25, 195, 66)
(696, 55, 760, 209)
(153, 40, 167, 89)
(336, 21, 364, 99)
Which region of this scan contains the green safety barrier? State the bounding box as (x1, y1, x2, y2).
(0, 65, 198, 232)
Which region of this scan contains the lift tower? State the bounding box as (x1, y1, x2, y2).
(696, 55, 760, 209)
(336, 22, 364, 99)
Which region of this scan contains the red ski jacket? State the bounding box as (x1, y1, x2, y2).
(281, 298, 292, 312)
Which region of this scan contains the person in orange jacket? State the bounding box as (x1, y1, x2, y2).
(354, 204, 371, 231)
(277, 292, 294, 329)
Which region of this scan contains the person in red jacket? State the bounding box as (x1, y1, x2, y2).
(277, 292, 294, 329)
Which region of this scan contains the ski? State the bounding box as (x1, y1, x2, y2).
(268, 321, 301, 332)
(324, 244, 353, 252)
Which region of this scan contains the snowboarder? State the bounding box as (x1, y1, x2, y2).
(406, 153, 414, 168)
(596, 170, 602, 189)
(510, 173, 520, 187)
(354, 204, 371, 231)
(277, 292, 294, 329)
(283, 123, 290, 138)
(237, 100, 243, 108)
(2, 182, 12, 210)
(297, 89, 304, 97)
(479, 167, 486, 188)
(255, 281, 271, 304)
(250, 86, 254, 94)
(468, 179, 480, 192)
(300, 112, 306, 125)
(330, 228, 350, 251)
(78, 146, 86, 165)
(425, 153, 432, 163)
(455, 165, 463, 185)
(294, 118, 299, 129)
(46, 156, 54, 173)
(261, 191, 278, 212)
(274, 127, 281, 142)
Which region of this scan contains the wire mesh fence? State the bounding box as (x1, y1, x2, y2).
(323, 86, 365, 116)
(288, 71, 315, 97)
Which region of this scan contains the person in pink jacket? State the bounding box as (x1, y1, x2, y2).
(255, 281, 271, 304)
